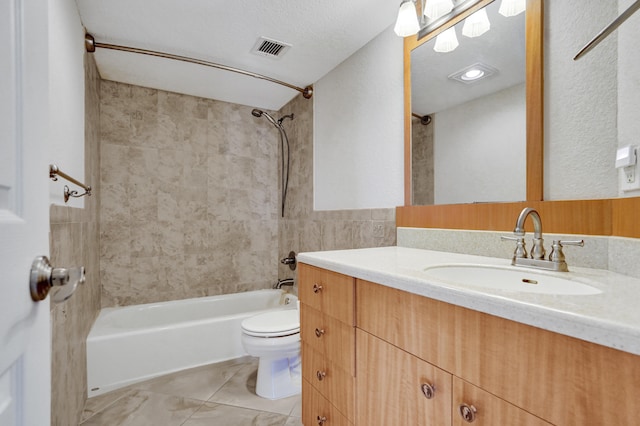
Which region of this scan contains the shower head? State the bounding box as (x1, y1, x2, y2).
(251, 109, 278, 127)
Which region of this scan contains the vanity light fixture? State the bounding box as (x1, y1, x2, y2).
(448, 62, 497, 83)
(394, 1, 421, 37)
(462, 8, 490, 38)
(434, 26, 459, 53)
(424, 0, 454, 20)
(498, 0, 526, 17)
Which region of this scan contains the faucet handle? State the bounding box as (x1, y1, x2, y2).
(549, 239, 584, 263)
(501, 235, 528, 259)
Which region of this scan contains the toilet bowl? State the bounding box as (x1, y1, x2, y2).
(241, 309, 301, 399)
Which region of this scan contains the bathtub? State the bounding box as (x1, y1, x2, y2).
(86, 289, 298, 397)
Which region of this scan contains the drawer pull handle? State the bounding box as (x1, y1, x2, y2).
(458, 404, 477, 423)
(315, 328, 325, 338)
(420, 383, 435, 399)
(317, 415, 327, 425)
(316, 370, 327, 381)
(313, 283, 323, 293)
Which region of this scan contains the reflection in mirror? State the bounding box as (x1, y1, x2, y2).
(411, 1, 526, 205)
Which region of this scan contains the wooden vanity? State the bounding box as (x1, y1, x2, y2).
(298, 262, 640, 426)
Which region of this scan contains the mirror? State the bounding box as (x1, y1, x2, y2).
(403, 0, 543, 205)
(412, 1, 525, 204)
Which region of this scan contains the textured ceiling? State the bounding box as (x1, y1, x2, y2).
(76, 0, 399, 110)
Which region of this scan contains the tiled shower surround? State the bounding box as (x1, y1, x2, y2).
(99, 82, 396, 307)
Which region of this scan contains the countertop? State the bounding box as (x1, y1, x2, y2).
(298, 246, 640, 356)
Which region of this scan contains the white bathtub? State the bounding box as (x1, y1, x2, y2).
(86, 289, 298, 397)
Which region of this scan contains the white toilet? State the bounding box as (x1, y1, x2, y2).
(241, 309, 301, 399)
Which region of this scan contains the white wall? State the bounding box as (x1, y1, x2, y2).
(313, 27, 404, 210)
(49, 0, 85, 207)
(434, 83, 526, 204)
(617, 0, 640, 197)
(544, 1, 618, 200)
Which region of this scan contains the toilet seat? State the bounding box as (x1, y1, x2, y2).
(241, 309, 300, 337)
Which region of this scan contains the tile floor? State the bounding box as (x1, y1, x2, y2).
(80, 357, 302, 426)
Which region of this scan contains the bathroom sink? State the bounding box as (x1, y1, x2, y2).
(422, 264, 601, 295)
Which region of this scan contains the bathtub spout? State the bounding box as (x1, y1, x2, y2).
(275, 278, 294, 289)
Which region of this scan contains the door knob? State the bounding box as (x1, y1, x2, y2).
(30, 256, 85, 303)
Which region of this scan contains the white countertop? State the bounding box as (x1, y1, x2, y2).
(298, 246, 640, 356)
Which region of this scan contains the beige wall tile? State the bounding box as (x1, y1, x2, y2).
(100, 83, 280, 306)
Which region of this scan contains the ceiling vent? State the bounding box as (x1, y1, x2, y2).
(251, 37, 291, 59)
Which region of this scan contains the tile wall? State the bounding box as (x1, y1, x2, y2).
(99, 81, 397, 306)
(50, 53, 101, 426)
(99, 82, 281, 306)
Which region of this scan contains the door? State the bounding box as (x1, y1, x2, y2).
(0, 0, 51, 424)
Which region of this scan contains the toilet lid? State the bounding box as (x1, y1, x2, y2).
(241, 309, 300, 337)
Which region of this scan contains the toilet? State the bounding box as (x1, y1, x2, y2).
(241, 309, 301, 399)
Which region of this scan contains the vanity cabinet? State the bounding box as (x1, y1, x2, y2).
(357, 278, 640, 426)
(299, 261, 640, 425)
(299, 264, 355, 425)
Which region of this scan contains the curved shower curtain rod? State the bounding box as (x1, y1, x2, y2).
(84, 34, 314, 99)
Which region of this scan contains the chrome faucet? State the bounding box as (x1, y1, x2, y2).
(514, 207, 545, 260)
(274, 278, 295, 289)
(502, 207, 584, 272)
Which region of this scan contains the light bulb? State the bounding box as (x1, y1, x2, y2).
(394, 1, 420, 37)
(499, 0, 526, 17)
(462, 8, 490, 38)
(424, 0, 454, 20)
(434, 27, 459, 53)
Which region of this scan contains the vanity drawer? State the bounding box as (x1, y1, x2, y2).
(356, 278, 456, 371)
(299, 263, 354, 325)
(302, 342, 355, 421)
(302, 379, 353, 426)
(301, 304, 355, 375)
(452, 378, 551, 426)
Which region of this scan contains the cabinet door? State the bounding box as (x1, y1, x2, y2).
(356, 330, 452, 426)
(452, 378, 551, 426)
(299, 264, 354, 324)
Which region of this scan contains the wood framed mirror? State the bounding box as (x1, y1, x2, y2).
(397, 0, 640, 239)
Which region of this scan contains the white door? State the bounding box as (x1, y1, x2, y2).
(0, 0, 51, 424)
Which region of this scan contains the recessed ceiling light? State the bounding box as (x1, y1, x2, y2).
(448, 62, 498, 84)
(461, 69, 485, 80)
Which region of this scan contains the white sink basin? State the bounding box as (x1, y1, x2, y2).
(422, 264, 602, 295)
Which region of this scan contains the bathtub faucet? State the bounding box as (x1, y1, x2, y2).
(274, 278, 295, 289)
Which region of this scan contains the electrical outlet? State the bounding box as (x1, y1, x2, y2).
(625, 167, 635, 183)
(620, 163, 640, 191)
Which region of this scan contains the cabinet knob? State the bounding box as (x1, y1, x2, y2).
(316, 370, 327, 381)
(420, 383, 436, 399)
(317, 415, 327, 425)
(458, 404, 477, 422)
(313, 283, 323, 293)
(315, 328, 325, 338)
